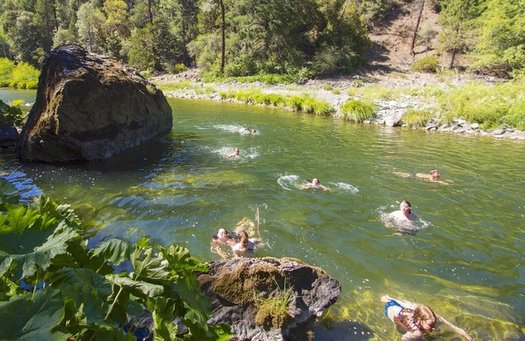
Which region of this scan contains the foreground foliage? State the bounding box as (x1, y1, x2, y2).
(0, 99, 24, 126)
(0, 180, 228, 340)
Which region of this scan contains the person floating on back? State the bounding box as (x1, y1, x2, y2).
(381, 295, 473, 341)
(393, 169, 450, 185)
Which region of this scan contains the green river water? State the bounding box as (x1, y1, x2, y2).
(1, 89, 524, 340)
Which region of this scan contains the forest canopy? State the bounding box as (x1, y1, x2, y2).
(0, 0, 524, 77)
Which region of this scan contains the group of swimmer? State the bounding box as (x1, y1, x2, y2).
(211, 228, 261, 258)
(217, 126, 468, 339)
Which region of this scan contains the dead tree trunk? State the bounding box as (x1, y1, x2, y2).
(218, 0, 226, 75)
(410, 0, 425, 56)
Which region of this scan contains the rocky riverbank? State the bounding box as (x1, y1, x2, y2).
(154, 70, 525, 140)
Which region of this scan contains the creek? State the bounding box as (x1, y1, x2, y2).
(1, 89, 524, 340)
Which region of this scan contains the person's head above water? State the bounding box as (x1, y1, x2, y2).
(429, 169, 440, 179)
(311, 178, 320, 185)
(413, 304, 437, 333)
(400, 200, 412, 214)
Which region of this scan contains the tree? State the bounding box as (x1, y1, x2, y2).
(472, 0, 525, 76)
(439, 0, 479, 69)
(410, 0, 425, 56)
(76, 1, 107, 53)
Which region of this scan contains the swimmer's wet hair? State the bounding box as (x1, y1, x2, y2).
(430, 169, 439, 174)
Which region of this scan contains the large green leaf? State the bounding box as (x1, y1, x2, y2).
(89, 238, 133, 267)
(131, 246, 172, 284)
(108, 275, 165, 298)
(0, 288, 65, 340)
(0, 223, 80, 279)
(146, 298, 180, 341)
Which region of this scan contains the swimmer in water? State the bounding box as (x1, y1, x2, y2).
(231, 230, 262, 258)
(301, 178, 330, 191)
(388, 200, 418, 222)
(242, 127, 257, 135)
(381, 295, 473, 341)
(211, 228, 236, 258)
(228, 148, 240, 159)
(393, 169, 450, 185)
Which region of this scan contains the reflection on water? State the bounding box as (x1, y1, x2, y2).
(0, 92, 524, 340)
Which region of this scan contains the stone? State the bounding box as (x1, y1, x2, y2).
(470, 123, 480, 130)
(0, 126, 19, 147)
(493, 129, 505, 135)
(17, 44, 172, 162)
(199, 257, 341, 341)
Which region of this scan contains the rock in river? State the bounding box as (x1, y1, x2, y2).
(17, 44, 172, 162)
(199, 257, 341, 341)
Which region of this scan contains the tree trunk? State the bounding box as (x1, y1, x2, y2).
(449, 48, 456, 69)
(410, 0, 425, 56)
(218, 0, 225, 75)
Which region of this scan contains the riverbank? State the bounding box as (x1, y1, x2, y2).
(153, 69, 525, 140)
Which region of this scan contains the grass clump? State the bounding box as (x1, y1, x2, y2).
(254, 285, 295, 329)
(411, 55, 440, 73)
(0, 58, 39, 89)
(219, 90, 334, 116)
(339, 99, 377, 122)
(402, 109, 432, 127)
(436, 79, 525, 130)
(203, 72, 298, 85)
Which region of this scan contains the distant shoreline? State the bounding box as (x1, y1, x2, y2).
(154, 70, 525, 141)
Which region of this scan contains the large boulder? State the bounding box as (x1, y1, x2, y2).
(199, 257, 341, 340)
(16, 44, 172, 162)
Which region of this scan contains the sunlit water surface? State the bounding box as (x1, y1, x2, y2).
(1, 89, 524, 340)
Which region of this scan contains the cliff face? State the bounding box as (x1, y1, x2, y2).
(17, 44, 172, 162)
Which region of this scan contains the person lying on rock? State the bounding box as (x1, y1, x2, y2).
(381, 295, 472, 341)
(393, 169, 450, 185)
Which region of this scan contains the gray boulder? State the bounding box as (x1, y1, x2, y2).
(199, 257, 341, 341)
(17, 44, 172, 162)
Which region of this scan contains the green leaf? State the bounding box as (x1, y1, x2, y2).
(131, 246, 171, 284)
(147, 298, 180, 341)
(0, 223, 80, 279)
(0, 288, 65, 340)
(108, 275, 165, 298)
(89, 238, 133, 267)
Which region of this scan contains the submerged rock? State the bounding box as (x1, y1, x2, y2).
(199, 257, 341, 341)
(17, 44, 172, 162)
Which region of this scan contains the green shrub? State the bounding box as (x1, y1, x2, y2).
(402, 109, 432, 127)
(0, 100, 24, 126)
(9, 62, 40, 89)
(436, 79, 525, 129)
(0, 58, 15, 87)
(340, 99, 377, 122)
(411, 55, 440, 73)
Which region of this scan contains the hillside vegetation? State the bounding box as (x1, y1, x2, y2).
(0, 0, 523, 78)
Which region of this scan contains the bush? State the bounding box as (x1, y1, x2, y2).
(411, 55, 440, 73)
(339, 99, 376, 122)
(8, 62, 39, 89)
(436, 79, 525, 129)
(0, 100, 24, 126)
(0, 58, 15, 87)
(402, 109, 432, 127)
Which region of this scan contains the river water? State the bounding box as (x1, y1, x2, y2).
(1, 89, 524, 340)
